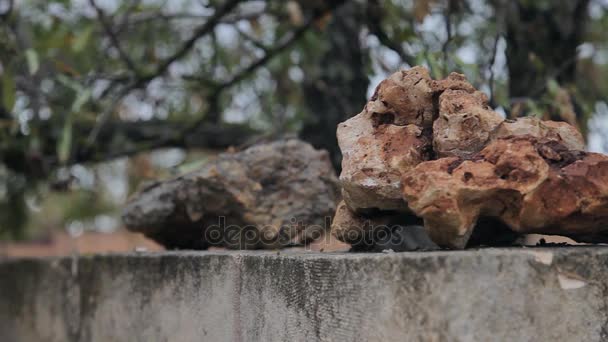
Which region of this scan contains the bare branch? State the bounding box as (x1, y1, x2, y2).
(236, 26, 270, 53)
(487, 31, 500, 108)
(214, 15, 316, 93)
(77, 120, 259, 164)
(184, 1, 348, 124)
(141, 0, 243, 87)
(89, 0, 139, 74)
(86, 0, 243, 145)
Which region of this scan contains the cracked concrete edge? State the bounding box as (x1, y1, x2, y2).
(1, 247, 608, 342)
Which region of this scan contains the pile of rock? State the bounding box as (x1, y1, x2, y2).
(123, 139, 340, 250)
(332, 66, 608, 249)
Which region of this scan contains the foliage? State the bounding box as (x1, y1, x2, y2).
(1, 0, 608, 239)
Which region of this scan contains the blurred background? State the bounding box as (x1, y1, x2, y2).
(1, 0, 607, 256)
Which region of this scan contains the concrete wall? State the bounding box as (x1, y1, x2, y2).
(1, 248, 608, 341)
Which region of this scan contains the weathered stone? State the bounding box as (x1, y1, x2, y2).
(331, 201, 437, 251)
(337, 67, 437, 212)
(337, 68, 499, 213)
(123, 139, 340, 249)
(433, 89, 504, 158)
(4, 248, 608, 341)
(334, 66, 595, 250)
(490, 117, 585, 150)
(366, 66, 436, 128)
(432, 91, 584, 159)
(402, 136, 608, 249)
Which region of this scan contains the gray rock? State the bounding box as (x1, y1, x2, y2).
(122, 139, 340, 249)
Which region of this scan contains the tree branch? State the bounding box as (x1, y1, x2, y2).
(187, 1, 348, 124)
(86, 0, 243, 145)
(89, 0, 139, 74)
(76, 120, 259, 164)
(366, 0, 417, 67)
(215, 14, 317, 93)
(137, 0, 243, 88)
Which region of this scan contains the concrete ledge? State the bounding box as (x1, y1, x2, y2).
(2, 248, 608, 341)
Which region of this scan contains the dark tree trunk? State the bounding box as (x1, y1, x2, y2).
(300, 1, 369, 170)
(504, 0, 590, 127)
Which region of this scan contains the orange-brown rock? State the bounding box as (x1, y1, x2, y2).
(335, 66, 594, 250)
(432, 93, 585, 159)
(490, 117, 585, 150)
(433, 89, 503, 158)
(337, 67, 434, 212)
(402, 137, 608, 249)
(337, 67, 487, 212)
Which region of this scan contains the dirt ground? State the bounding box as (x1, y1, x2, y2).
(0, 230, 164, 258)
(0, 229, 352, 258)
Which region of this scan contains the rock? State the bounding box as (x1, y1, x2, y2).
(331, 201, 439, 252)
(123, 139, 340, 249)
(490, 117, 585, 150)
(432, 92, 584, 159)
(402, 136, 608, 249)
(337, 67, 437, 212)
(338, 121, 432, 212)
(366, 66, 437, 128)
(337, 68, 504, 213)
(432, 89, 504, 158)
(334, 66, 596, 250)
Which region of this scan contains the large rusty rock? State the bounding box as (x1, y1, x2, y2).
(123, 139, 340, 250)
(337, 67, 435, 212)
(402, 137, 608, 249)
(337, 67, 483, 212)
(334, 66, 598, 250)
(338, 120, 431, 212)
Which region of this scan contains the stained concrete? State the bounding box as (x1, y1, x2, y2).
(1, 248, 608, 341)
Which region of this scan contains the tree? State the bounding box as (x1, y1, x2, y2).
(1, 0, 608, 239)
(504, 0, 590, 130)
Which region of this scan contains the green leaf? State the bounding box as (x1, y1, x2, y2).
(546, 79, 560, 96)
(71, 89, 91, 112)
(56, 87, 91, 164)
(426, 52, 443, 79)
(1, 72, 16, 111)
(57, 116, 72, 164)
(72, 25, 94, 53)
(25, 49, 40, 75)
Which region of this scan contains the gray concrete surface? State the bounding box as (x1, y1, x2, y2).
(1, 247, 608, 342)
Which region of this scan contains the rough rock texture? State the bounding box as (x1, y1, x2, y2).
(490, 117, 585, 150)
(331, 201, 438, 252)
(337, 67, 433, 212)
(4, 249, 608, 341)
(432, 89, 585, 159)
(402, 137, 608, 249)
(337, 67, 477, 212)
(334, 66, 600, 249)
(123, 139, 340, 249)
(432, 89, 503, 158)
